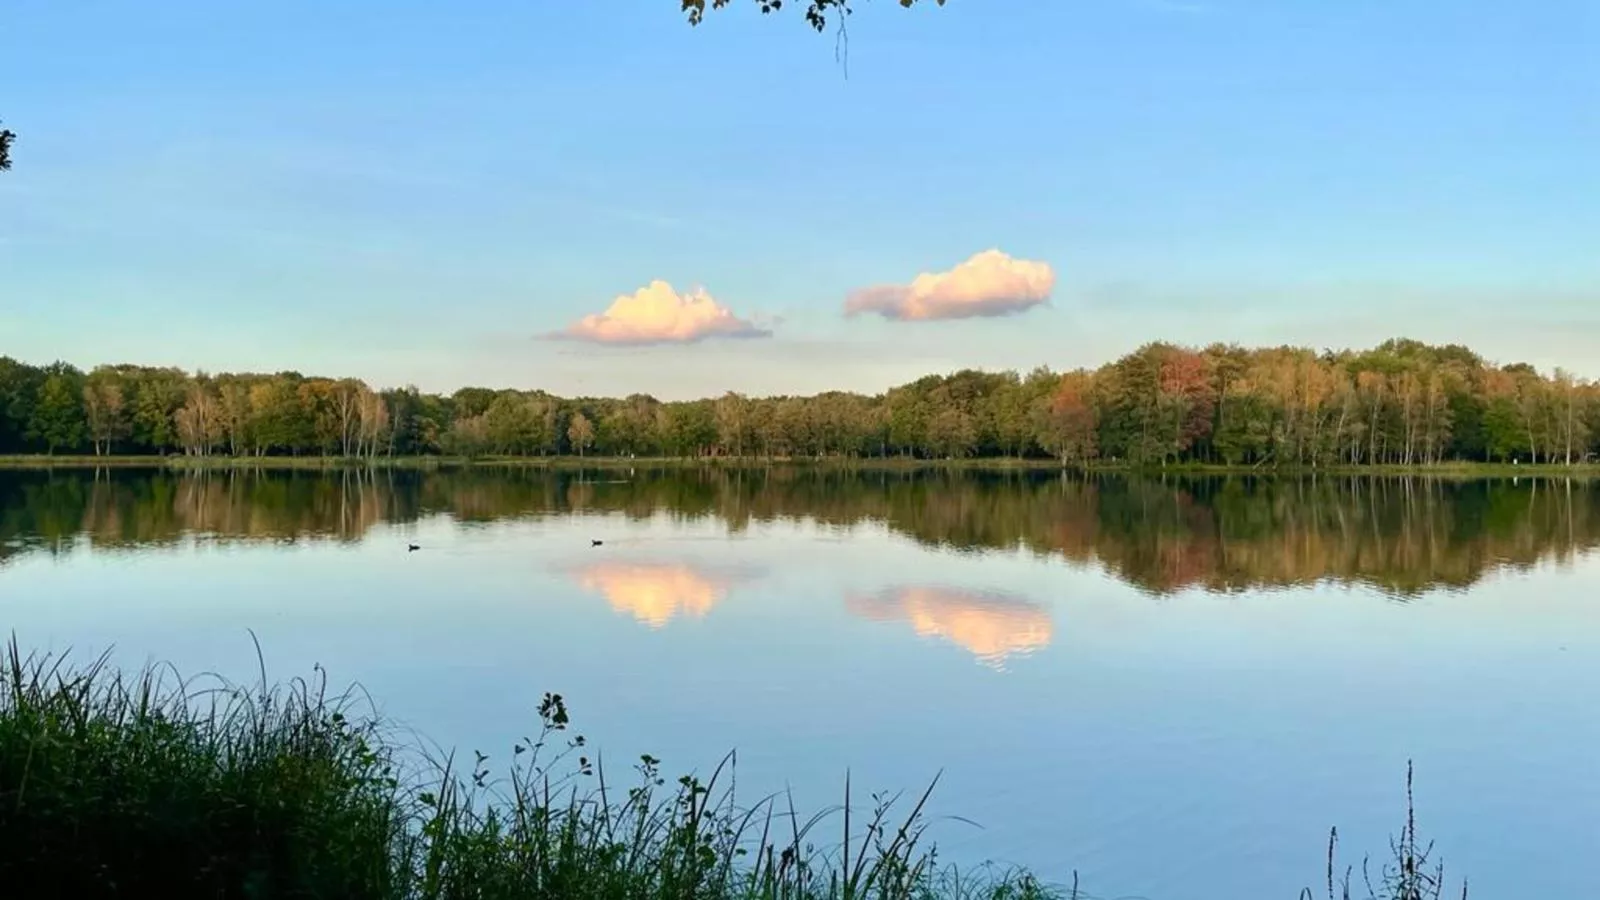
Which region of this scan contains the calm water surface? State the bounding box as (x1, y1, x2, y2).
(3, 468, 1597, 899)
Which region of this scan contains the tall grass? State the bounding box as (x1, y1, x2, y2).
(0, 639, 1471, 900)
(0, 640, 1057, 900)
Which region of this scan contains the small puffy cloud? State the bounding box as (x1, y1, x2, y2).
(844, 249, 1056, 322)
(553, 280, 771, 345)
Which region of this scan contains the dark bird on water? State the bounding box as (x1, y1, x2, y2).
(408, 544, 421, 552)
(591, 539, 603, 547)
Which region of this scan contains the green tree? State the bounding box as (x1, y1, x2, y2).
(885, 384, 930, 457)
(1095, 346, 1164, 463)
(297, 379, 342, 454)
(381, 387, 426, 456)
(130, 370, 186, 453)
(0, 357, 45, 452)
(484, 393, 555, 455)
(601, 394, 661, 457)
(926, 405, 976, 459)
(989, 377, 1033, 458)
(28, 367, 87, 455)
(215, 379, 254, 456)
(451, 387, 498, 420)
(412, 392, 450, 454)
(0, 120, 13, 171)
(713, 392, 750, 456)
(663, 401, 716, 457)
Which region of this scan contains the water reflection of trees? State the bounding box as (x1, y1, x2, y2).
(2, 467, 1597, 596)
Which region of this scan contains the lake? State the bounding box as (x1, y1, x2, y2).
(2, 466, 1596, 898)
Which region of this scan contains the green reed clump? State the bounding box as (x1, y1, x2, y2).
(0, 640, 1061, 900)
(0, 638, 410, 898)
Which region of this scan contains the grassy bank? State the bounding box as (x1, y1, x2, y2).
(0, 453, 454, 470)
(0, 641, 1054, 900)
(1087, 460, 1600, 479)
(0, 643, 1471, 900)
(1, 452, 1598, 479)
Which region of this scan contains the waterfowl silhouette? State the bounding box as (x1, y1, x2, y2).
(591, 539, 603, 547)
(408, 544, 421, 552)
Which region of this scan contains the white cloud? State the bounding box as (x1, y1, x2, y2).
(844, 249, 1057, 322)
(552, 280, 771, 345)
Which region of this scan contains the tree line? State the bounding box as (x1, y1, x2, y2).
(2, 338, 1597, 466)
(4, 467, 1596, 596)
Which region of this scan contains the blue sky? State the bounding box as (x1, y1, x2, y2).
(2, 0, 1596, 399)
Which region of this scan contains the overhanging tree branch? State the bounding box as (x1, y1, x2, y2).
(0, 3, 951, 175)
(680, 0, 945, 32)
(681, 0, 946, 76)
(0, 3, 949, 175)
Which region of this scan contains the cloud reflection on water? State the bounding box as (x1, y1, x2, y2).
(846, 584, 1053, 668)
(558, 560, 759, 628)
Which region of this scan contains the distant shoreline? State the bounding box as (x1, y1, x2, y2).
(1, 453, 1596, 478)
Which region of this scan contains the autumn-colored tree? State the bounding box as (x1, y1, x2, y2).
(1035, 372, 1098, 465)
(567, 411, 596, 457)
(1156, 347, 1216, 461)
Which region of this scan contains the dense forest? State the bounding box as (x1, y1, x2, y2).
(2, 338, 1597, 466)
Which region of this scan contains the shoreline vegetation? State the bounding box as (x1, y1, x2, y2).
(0, 642, 1468, 900)
(1, 452, 1597, 479)
(2, 339, 1597, 471)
